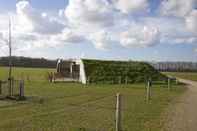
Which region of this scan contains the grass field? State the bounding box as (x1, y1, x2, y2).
(164, 72, 197, 81)
(0, 67, 185, 131)
(0, 67, 55, 81)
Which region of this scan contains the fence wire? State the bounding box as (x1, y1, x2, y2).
(0, 80, 23, 98)
(0, 80, 175, 131)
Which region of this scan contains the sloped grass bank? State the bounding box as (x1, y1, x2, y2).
(164, 72, 197, 82)
(83, 59, 167, 84)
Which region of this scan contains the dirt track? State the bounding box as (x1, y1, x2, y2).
(164, 79, 197, 131)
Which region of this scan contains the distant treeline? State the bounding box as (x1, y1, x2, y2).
(151, 62, 197, 72)
(0, 56, 57, 68)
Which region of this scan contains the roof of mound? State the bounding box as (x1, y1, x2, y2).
(82, 59, 167, 83)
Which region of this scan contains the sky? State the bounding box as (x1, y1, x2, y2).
(0, 0, 196, 62)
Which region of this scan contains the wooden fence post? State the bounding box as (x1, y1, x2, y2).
(146, 81, 151, 102)
(0, 80, 2, 95)
(19, 80, 24, 99)
(8, 78, 12, 97)
(11, 78, 14, 96)
(87, 77, 90, 84)
(111, 77, 114, 84)
(125, 76, 128, 85)
(119, 76, 121, 84)
(52, 73, 56, 83)
(176, 79, 178, 85)
(168, 78, 171, 91)
(116, 93, 121, 131)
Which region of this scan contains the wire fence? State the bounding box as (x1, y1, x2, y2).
(0, 79, 24, 99)
(0, 78, 178, 131)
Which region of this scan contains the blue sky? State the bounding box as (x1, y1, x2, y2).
(0, 0, 67, 11)
(0, 0, 196, 61)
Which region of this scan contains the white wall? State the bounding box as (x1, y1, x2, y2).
(76, 59, 87, 84)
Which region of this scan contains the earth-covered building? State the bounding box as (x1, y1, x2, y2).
(56, 59, 167, 84)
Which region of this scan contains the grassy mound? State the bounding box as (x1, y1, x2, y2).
(83, 59, 167, 84)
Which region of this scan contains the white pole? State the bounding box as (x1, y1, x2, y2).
(8, 18, 12, 97)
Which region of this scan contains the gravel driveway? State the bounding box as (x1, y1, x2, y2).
(164, 79, 197, 131)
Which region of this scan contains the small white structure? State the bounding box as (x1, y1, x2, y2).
(56, 59, 87, 84)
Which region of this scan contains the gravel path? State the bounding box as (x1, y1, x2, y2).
(164, 79, 197, 131)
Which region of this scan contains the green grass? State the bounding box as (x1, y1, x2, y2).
(0, 67, 185, 131)
(83, 59, 167, 84)
(0, 67, 55, 81)
(163, 72, 197, 81)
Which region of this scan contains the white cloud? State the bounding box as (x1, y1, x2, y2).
(120, 24, 160, 48)
(160, 35, 197, 45)
(0, 32, 6, 43)
(114, 0, 149, 14)
(0, 0, 88, 57)
(141, 16, 197, 45)
(65, 0, 114, 28)
(16, 1, 65, 34)
(58, 9, 65, 17)
(186, 10, 197, 34)
(160, 0, 195, 17)
(170, 37, 197, 44)
(52, 29, 86, 44)
(159, 0, 197, 35)
(0, 32, 8, 56)
(0, 33, 5, 47)
(89, 30, 113, 50)
(64, 0, 156, 50)
(0, 15, 10, 31)
(193, 48, 197, 53)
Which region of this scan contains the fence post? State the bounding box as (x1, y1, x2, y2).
(87, 77, 90, 84)
(8, 78, 12, 97)
(113, 78, 115, 84)
(119, 76, 121, 84)
(125, 76, 128, 85)
(168, 78, 171, 91)
(116, 93, 121, 131)
(11, 78, 14, 96)
(0, 80, 2, 95)
(49, 72, 53, 83)
(51, 72, 54, 83)
(176, 79, 178, 85)
(19, 80, 24, 99)
(146, 81, 151, 102)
